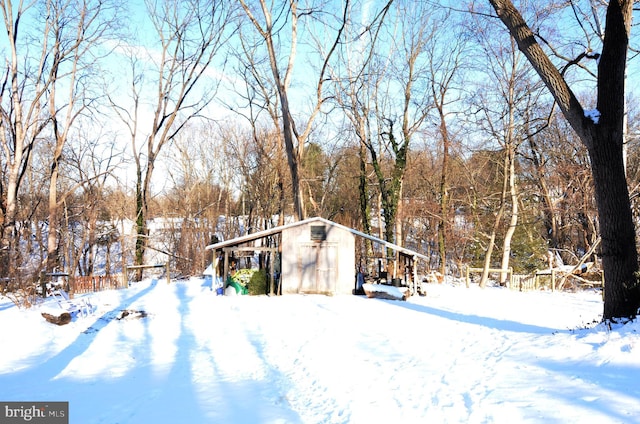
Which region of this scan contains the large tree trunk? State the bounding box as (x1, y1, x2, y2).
(438, 113, 450, 278)
(593, 2, 639, 319)
(488, 0, 640, 320)
(46, 113, 67, 276)
(500, 144, 518, 286)
(370, 124, 407, 246)
(46, 166, 60, 274)
(358, 143, 373, 256)
(1, 162, 21, 276)
(590, 127, 639, 318)
(279, 94, 306, 220)
(0, 37, 29, 278)
(134, 166, 147, 281)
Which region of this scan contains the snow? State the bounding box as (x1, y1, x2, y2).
(1, 278, 640, 423)
(362, 282, 410, 300)
(584, 108, 601, 124)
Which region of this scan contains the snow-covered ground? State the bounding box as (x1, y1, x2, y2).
(1, 278, 639, 423)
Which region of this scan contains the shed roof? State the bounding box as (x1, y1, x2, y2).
(205, 217, 428, 261)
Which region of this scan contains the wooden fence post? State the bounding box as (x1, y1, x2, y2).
(465, 266, 470, 288)
(509, 267, 513, 288)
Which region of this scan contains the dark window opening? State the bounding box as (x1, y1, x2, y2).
(310, 225, 326, 241)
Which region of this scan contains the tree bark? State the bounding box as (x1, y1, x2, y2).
(358, 143, 373, 256)
(437, 109, 450, 278)
(500, 141, 518, 286)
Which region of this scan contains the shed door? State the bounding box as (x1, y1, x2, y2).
(298, 243, 337, 294)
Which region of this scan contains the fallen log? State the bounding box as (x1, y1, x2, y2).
(41, 311, 72, 325)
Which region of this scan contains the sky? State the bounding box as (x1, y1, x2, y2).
(1, 277, 639, 423)
(2, 2, 638, 187)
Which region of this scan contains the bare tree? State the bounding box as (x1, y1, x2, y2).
(63, 125, 121, 279)
(238, 0, 349, 221)
(331, 0, 431, 250)
(369, 0, 436, 247)
(423, 7, 468, 277)
(226, 35, 289, 225)
(110, 0, 233, 277)
(161, 126, 231, 275)
(0, 1, 50, 278)
(44, 0, 122, 275)
(487, 0, 640, 320)
(0, 0, 121, 280)
(329, 2, 390, 252)
(468, 16, 545, 287)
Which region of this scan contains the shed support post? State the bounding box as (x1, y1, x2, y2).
(412, 255, 418, 295)
(223, 251, 230, 295)
(269, 251, 274, 296)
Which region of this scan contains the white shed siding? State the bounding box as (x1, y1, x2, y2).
(281, 221, 355, 295)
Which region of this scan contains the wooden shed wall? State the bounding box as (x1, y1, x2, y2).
(280, 221, 355, 295)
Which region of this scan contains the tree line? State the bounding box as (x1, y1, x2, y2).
(1, 0, 639, 320)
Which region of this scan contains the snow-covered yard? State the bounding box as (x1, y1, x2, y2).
(1, 278, 639, 423)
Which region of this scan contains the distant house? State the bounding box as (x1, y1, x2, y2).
(205, 217, 427, 296)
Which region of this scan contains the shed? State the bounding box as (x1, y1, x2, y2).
(205, 217, 428, 296)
